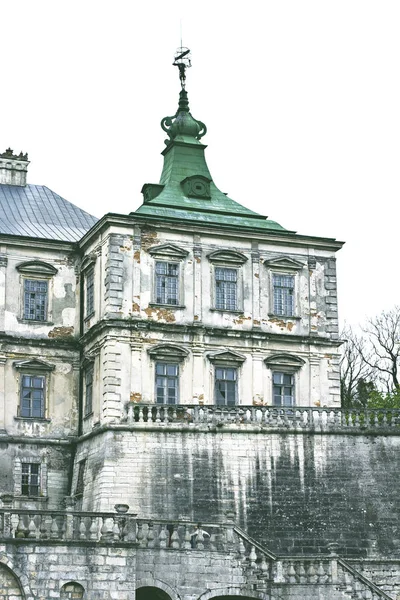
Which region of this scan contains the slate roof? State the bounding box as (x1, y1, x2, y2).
(0, 184, 98, 242)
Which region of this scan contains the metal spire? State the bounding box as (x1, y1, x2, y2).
(173, 47, 191, 90)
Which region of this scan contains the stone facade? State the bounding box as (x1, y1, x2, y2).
(0, 70, 399, 600)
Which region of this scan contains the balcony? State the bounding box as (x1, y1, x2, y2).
(123, 403, 400, 434)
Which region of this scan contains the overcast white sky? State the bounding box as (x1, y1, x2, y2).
(2, 1, 399, 328)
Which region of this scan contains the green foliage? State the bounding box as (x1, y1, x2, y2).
(367, 389, 400, 409)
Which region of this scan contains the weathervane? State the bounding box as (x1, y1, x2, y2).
(173, 47, 191, 89)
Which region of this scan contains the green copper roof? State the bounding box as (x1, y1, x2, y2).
(133, 87, 289, 233)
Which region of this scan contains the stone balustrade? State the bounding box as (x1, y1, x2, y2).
(124, 403, 400, 432)
(0, 508, 392, 599)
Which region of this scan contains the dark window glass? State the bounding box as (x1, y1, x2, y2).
(155, 262, 179, 305)
(155, 363, 179, 404)
(86, 269, 94, 316)
(20, 375, 45, 418)
(215, 367, 237, 405)
(21, 463, 40, 496)
(273, 372, 295, 406)
(273, 274, 294, 316)
(75, 460, 86, 496)
(24, 279, 48, 321)
(85, 366, 94, 415)
(215, 268, 237, 310)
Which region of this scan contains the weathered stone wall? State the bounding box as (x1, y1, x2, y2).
(75, 429, 400, 558)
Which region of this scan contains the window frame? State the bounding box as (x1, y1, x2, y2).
(214, 366, 238, 406)
(23, 278, 49, 321)
(14, 359, 55, 421)
(208, 250, 247, 313)
(154, 261, 180, 306)
(155, 362, 179, 405)
(19, 373, 46, 419)
(272, 371, 295, 407)
(264, 353, 305, 407)
(84, 363, 94, 417)
(264, 256, 304, 320)
(85, 267, 95, 318)
(147, 344, 189, 404)
(272, 273, 295, 317)
(16, 261, 58, 324)
(21, 462, 41, 497)
(148, 244, 189, 308)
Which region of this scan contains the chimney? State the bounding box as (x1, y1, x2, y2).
(0, 148, 29, 186)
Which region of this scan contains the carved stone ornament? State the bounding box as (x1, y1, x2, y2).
(207, 249, 248, 265)
(263, 256, 304, 271)
(13, 358, 55, 372)
(147, 244, 188, 259)
(181, 175, 211, 199)
(16, 260, 58, 276)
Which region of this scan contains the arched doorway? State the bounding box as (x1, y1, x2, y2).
(60, 582, 85, 600)
(0, 565, 24, 600)
(136, 587, 173, 600)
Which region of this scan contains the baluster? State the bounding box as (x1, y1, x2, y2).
(260, 555, 269, 576)
(50, 515, 60, 540)
(274, 560, 285, 583)
(183, 524, 191, 550)
(100, 517, 113, 541)
(307, 562, 317, 583)
(317, 561, 327, 583)
(288, 561, 297, 583)
(16, 514, 26, 538)
(172, 406, 177, 421)
(89, 517, 98, 540)
(159, 525, 167, 548)
(354, 412, 360, 427)
(112, 517, 121, 541)
(171, 526, 180, 549)
(248, 545, 257, 569)
(136, 522, 145, 546)
(196, 528, 204, 550)
(40, 514, 50, 539)
(27, 515, 37, 539)
(138, 406, 144, 422)
(238, 536, 246, 560)
(127, 404, 133, 423)
(79, 517, 87, 540)
(155, 407, 161, 423)
(193, 405, 199, 423)
(298, 561, 306, 583)
(147, 522, 155, 548)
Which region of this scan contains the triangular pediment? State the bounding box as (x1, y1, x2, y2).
(208, 350, 246, 364)
(264, 256, 304, 271)
(16, 260, 58, 276)
(207, 250, 248, 265)
(147, 244, 188, 259)
(13, 358, 55, 372)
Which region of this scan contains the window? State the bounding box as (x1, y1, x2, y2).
(273, 274, 294, 316)
(86, 268, 94, 317)
(20, 374, 45, 418)
(273, 372, 295, 406)
(155, 262, 179, 305)
(21, 463, 40, 496)
(84, 365, 94, 416)
(24, 279, 48, 321)
(156, 363, 179, 404)
(75, 460, 86, 496)
(215, 267, 237, 311)
(215, 367, 237, 405)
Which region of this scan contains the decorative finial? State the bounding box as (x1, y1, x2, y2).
(173, 47, 191, 90)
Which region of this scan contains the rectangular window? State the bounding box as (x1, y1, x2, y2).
(75, 460, 86, 496)
(21, 463, 40, 496)
(84, 366, 94, 416)
(20, 375, 45, 418)
(273, 372, 295, 406)
(155, 262, 179, 305)
(86, 269, 94, 317)
(155, 363, 179, 404)
(215, 367, 237, 405)
(24, 279, 48, 321)
(215, 267, 237, 310)
(273, 274, 294, 316)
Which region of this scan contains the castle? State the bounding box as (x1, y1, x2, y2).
(0, 52, 399, 600)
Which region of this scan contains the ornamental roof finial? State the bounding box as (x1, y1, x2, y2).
(173, 46, 191, 90)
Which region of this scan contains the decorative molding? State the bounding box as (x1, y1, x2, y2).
(147, 343, 189, 362)
(13, 358, 55, 372)
(181, 175, 212, 199)
(0, 254, 7, 268)
(207, 250, 248, 265)
(16, 260, 58, 277)
(147, 243, 189, 259)
(264, 256, 305, 271)
(80, 253, 97, 272)
(264, 353, 305, 371)
(208, 349, 246, 365)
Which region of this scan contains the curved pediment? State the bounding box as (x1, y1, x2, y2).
(80, 253, 97, 272)
(147, 344, 189, 362)
(264, 353, 305, 371)
(207, 250, 248, 265)
(147, 244, 188, 259)
(16, 260, 58, 276)
(264, 256, 305, 271)
(208, 350, 246, 365)
(13, 358, 55, 372)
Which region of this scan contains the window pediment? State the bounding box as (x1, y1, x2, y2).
(147, 244, 188, 260)
(148, 344, 189, 362)
(207, 250, 248, 265)
(264, 354, 305, 371)
(16, 261, 58, 276)
(13, 359, 55, 372)
(264, 256, 304, 271)
(208, 350, 246, 365)
(80, 253, 97, 272)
